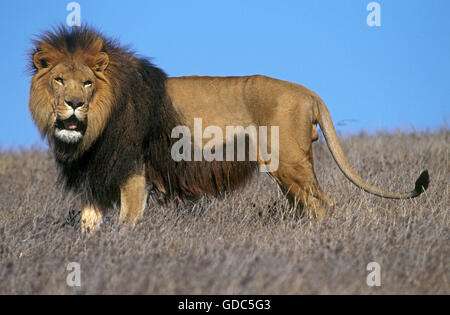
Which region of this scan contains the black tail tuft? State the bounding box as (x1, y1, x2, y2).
(414, 170, 429, 196)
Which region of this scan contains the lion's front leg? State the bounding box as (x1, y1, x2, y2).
(119, 171, 148, 226)
(81, 204, 104, 233)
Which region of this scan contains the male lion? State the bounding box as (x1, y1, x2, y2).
(28, 26, 429, 232)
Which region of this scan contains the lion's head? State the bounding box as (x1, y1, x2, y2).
(29, 26, 113, 157)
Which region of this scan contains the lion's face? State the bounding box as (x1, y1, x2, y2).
(49, 61, 96, 143)
(29, 38, 111, 153)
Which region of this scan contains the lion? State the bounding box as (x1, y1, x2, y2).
(28, 26, 429, 233)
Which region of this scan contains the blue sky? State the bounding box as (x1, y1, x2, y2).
(0, 0, 449, 148)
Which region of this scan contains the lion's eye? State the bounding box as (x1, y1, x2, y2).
(55, 77, 64, 85)
(84, 80, 93, 87)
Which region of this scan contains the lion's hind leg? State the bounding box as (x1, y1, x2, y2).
(271, 107, 333, 219)
(275, 125, 330, 218)
(272, 160, 334, 219)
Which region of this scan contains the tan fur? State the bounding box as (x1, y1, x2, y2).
(167, 75, 335, 219)
(119, 170, 148, 225)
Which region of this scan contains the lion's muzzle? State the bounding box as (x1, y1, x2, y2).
(54, 103, 87, 144)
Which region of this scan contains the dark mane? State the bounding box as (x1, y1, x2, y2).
(31, 25, 256, 209)
(29, 25, 124, 75)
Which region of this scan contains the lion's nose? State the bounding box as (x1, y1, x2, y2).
(65, 99, 84, 109)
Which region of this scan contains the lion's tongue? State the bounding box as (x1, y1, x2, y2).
(64, 121, 78, 130)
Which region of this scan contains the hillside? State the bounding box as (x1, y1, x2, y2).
(0, 131, 448, 294)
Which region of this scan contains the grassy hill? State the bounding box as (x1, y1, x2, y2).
(0, 131, 448, 294)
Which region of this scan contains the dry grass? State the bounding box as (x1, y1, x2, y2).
(0, 131, 448, 294)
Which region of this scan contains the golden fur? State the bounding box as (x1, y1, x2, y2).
(29, 26, 429, 232)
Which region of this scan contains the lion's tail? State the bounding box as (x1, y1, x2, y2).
(314, 98, 429, 199)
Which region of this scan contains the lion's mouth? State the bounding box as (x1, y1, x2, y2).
(56, 116, 85, 132)
(64, 121, 78, 130)
(54, 115, 86, 144)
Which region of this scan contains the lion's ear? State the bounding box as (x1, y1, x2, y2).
(93, 52, 109, 72)
(33, 51, 50, 70)
(33, 43, 60, 70)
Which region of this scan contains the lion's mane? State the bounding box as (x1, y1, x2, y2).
(29, 26, 255, 208)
